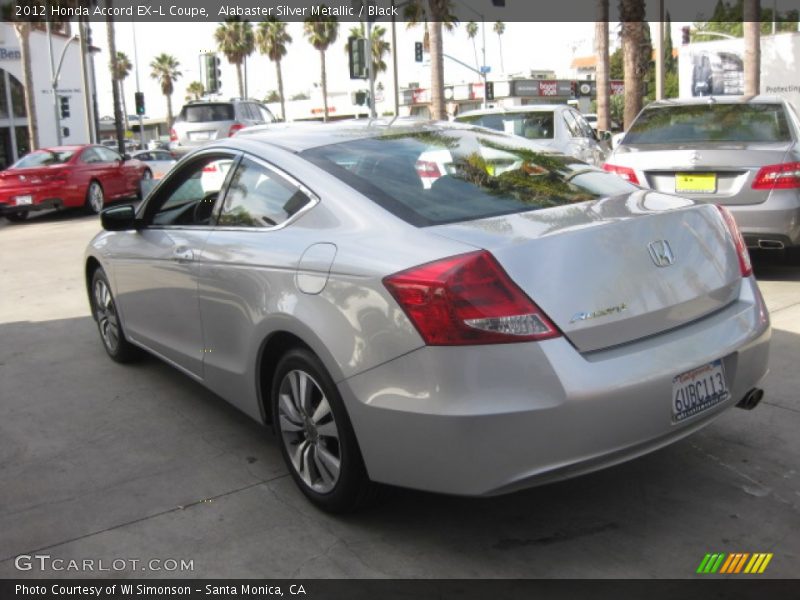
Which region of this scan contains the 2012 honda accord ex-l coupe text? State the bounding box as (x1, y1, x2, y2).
(85, 121, 771, 512)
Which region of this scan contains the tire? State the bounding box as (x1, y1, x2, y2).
(5, 211, 28, 222)
(272, 348, 379, 513)
(90, 268, 141, 363)
(85, 180, 105, 214)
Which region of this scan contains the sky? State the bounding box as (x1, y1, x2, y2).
(91, 20, 689, 121)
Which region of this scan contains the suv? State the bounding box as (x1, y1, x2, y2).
(170, 99, 277, 152)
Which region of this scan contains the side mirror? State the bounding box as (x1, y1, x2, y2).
(101, 204, 138, 231)
(599, 130, 613, 142)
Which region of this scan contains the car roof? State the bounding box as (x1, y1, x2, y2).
(230, 119, 475, 153)
(36, 145, 87, 152)
(457, 104, 569, 119)
(645, 95, 786, 108)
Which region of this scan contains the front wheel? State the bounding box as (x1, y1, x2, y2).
(90, 268, 141, 363)
(272, 348, 378, 513)
(85, 181, 105, 214)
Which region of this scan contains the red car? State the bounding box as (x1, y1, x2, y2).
(0, 144, 152, 222)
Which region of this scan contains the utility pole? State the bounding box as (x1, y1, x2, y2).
(78, 19, 95, 143)
(391, 0, 399, 115)
(366, 15, 376, 118)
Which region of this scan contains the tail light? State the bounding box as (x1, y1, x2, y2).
(752, 161, 800, 190)
(415, 160, 442, 179)
(602, 163, 640, 185)
(202, 164, 217, 173)
(716, 205, 752, 278)
(169, 128, 177, 142)
(383, 250, 561, 346)
(228, 123, 245, 137)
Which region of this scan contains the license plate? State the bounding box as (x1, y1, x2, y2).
(672, 359, 730, 423)
(675, 173, 716, 194)
(188, 131, 212, 141)
(15, 195, 32, 206)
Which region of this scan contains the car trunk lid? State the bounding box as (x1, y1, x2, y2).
(428, 193, 742, 353)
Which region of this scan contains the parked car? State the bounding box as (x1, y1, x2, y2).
(131, 149, 177, 180)
(454, 104, 607, 166)
(603, 96, 800, 251)
(86, 120, 770, 513)
(1, 145, 151, 221)
(170, 99, 277, 152)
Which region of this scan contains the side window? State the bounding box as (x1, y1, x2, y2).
(573, 111, 595, 138)
(257, 104, 274, 123)
(239, 103, 256, 121)
(81, 148, 102, 163)
(219, 157, 311, 228)
(562, 110, 582, 138)
(136, 152, 152, 162)
(155, 151, 173, 161)
(97, 147, 121, 162)
(148, 155, 235, 227)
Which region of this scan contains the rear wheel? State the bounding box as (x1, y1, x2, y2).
(85, 181, 105, 214)
(90, 268, 141, 363)
(272, 348, 378, 513)
(4, 211, 28, 222)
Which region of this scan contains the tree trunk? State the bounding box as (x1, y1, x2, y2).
(106, 15, 125, 154)
(743, 0, 761, 96)
(236, 62, 245, 99)
(276, 60, 286, 121)
(595, 3, 610, 132)
(471, 39, 479, 70)
(120, 80, 129, 132)
(498, 35, 505, 74)
(320, 50, 329, 122)
(428, 21, 445, 120)
(620, 0, 645, 131)
(166, 94, 174, 130)
(13, 23, 38, 151)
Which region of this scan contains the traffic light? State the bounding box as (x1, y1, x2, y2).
(135, 92, 145, 116)
(348, 37, 368, 80)
(486, 81, 494, 101)
(414, 42, 423, 63)
(682, 26, 690, 45)
(205, 53, 221, 94)
(59, 96, 70, 119)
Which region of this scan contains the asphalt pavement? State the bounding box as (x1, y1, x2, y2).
(0, 209, 798, 578)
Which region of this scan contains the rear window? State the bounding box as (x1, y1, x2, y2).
(13, 150, 75, 168)
(302, 127, 636, 227)
(457, 111, 555, 140)
(178, 103, 235, 123)
(625, 103, 792, 144)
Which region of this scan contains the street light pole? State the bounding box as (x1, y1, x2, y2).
(132, 20, 145, 149)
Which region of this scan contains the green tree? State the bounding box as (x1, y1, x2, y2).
(256, 17, 292, 122)
(112, 51, 132, 131)
(304, 8, 339, 122)
(215, 18, 255, 99)
(264, 90, 281, 103)
(692, 0, 798, 39)
(186, 81, 205, 101)
(150, 53, 182, 127)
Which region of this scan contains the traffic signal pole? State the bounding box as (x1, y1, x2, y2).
(132, 20, 145, 149)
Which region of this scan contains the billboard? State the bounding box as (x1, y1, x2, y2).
(678, 32, 800, 110)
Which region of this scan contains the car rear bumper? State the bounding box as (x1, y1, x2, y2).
(0, 187, 65, 214)
(725, 189, 800, 248)
(338, 277, 770, 496)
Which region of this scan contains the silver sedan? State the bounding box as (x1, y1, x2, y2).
(85, 120, 771, 512)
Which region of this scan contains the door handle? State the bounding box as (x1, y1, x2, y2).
(172, 246, 194, 262)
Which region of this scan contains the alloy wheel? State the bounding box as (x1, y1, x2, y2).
(93, 278, 119, 353)
(88, 182, 104, 213)
(277, 369, 342, 494)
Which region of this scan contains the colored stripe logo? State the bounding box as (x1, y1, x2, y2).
(696, 552, 773, 574)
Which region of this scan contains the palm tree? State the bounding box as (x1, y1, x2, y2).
(112, 51, 132, 132)
(743, 0, 760, 95)
(466, 21, 479, 70)
(493, 21, 505, 74)
(345, 23, 391, 85)
(595, 1, 610, 132)
(214, 18, 255, 99)
(186, 81, 205, 101)
(150, 54, 182, 128)
(619, 0, 646, 130)
(304, 8, 339, 122)
(106, 14, 125, 154)
(404, 1, 458, 121)
(11, 22, 37, 150)
(256, 17, 292, 121)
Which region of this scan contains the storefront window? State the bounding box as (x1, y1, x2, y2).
(16, 126, 30, 157)
(0, 74, 7, 119)
(0, 128, 12, 169)
(11, 76, 27, 119)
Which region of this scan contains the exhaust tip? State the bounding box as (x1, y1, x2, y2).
(758, 239, 785, 250)
(736, 388, 764, 410)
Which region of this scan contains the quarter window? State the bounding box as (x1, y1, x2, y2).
(218, 157, 311, 228)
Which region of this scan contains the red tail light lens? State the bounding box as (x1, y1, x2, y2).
(752, 161, 800, 190)
(602, 163, 640, 185)
(716, 205, 752, 277)
(415, 160, 442, 179)
(228, 123, 245, 137)
(383, 250, 561, 346)
(202, 164, 217, 173)
(169, 128, 177, 142)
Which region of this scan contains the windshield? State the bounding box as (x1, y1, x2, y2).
(13, 150, 75, 169)
(178, 103, 234, 123)
(457, 111, 555, 140)
(625, 103, 791, 144)
(302, 127, 636, 227)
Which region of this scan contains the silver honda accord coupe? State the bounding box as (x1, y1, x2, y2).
(85, 120, 771, 512)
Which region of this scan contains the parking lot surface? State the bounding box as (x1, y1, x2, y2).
(1, 210, 798, 578)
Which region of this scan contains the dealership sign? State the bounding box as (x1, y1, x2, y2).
(0, 47, 21, 60)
